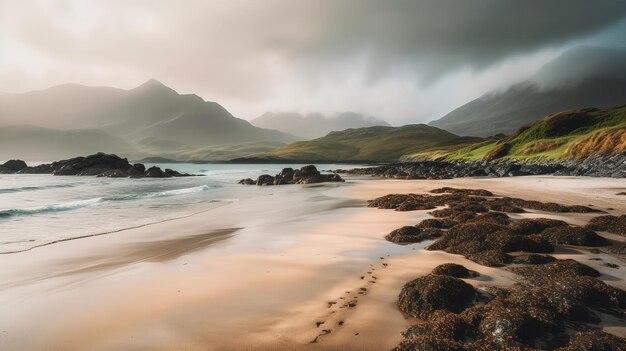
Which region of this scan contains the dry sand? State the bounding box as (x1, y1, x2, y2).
(0, 176, 624, 350)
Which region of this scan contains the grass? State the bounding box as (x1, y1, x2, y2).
(264, 124, 483, 162)
(447, 105, 626, 161)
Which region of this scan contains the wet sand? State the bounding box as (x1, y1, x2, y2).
(0, 176, 624, 350)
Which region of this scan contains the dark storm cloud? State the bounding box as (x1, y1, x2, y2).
(1, 0, 626, 122)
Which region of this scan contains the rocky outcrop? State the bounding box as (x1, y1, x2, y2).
(239, 165, 344, 186)
(338, 152, 626, 179)
(13, 153, 193, 178)
(0, 160, 28, 173)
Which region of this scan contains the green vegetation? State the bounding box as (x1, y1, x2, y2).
(254, 105, 625, 163)
(447, 105, 626, 161)
(261, 124, 483, 162)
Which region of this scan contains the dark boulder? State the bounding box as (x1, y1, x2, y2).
(145, 166, 165, 177)
(128, 163, 146, 177)
(2, 160, 27, 172)
(398, 274, 476, 319)
(256, 174, 275, 186)
(238, 178, 256, 185)
(17, 164, 54, 174)
(240, 165, 344, 186)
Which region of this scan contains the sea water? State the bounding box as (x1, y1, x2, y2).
(0, 163, 352, 253)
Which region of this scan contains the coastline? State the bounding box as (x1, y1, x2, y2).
(0, 176, 624, 350)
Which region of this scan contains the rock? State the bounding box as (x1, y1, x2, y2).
(586, 215, 626, 235)
(541, 226, 608, 246)
(398, 274, 476, 319)
(385, 226, 441, 244)
(238, 178, 256, 185)
(1, 160, 27, 172)
(256, 174, 275, 186)
(432, 263, 477, 278)
(2, 153, 193, 178)
(240, 165, 344, 186)
(337, 153, 626, 180)
(128, 163, 146, 177)
(18, 164, 54, 174)
(144, 166, 165, 177)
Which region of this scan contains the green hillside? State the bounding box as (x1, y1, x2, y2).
(261, 124, 482, 162)
(447, 105, 626, 161)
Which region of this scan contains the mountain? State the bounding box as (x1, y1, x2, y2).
(0, 80, 296, 158)
(447, 105, 626, 161)
(251, 112, 390, 139)
(252, 124, 482, 162)
(429, 46, 626, 137)
(0, 125, 134, 161)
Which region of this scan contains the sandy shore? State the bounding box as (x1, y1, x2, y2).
(0, 176, 624, 350)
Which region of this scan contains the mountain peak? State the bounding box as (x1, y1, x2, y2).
(133, 79, 175, 94)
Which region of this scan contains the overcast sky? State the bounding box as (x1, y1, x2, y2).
(1, 0, 626, 125)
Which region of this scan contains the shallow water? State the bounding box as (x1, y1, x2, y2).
(0, 163, 352, 253)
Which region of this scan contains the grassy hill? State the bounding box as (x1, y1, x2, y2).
(446, 105, 626, 161)
(260, 124, 483, 162)
(429, 47, 626, 137)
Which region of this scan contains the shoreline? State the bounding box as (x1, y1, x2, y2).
(0, 176, 624, 350)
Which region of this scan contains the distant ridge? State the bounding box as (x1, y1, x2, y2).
(251, 112, 390, 139)
(0, 80, 297, 160)
(249, 124, 482, 162)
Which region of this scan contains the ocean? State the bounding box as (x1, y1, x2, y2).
(0, 163, 352, 253)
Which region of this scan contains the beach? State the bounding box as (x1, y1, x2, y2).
(0, 175, 624, 350)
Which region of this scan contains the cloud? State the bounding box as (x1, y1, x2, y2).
(1, 0, 625, 123)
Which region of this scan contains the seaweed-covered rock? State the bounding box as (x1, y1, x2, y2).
(541, 226, 608, 246)
(385, 226, 441, 244)
(369, 194, 433, 211)
(512, 254, 557, 265)
(392, 335, 468, 351)
(418, 218, 458, 229)
(509, 218, 568, 235)
(430, 187, 494, 196)
(427, 223, 514, 267)
(556, 330, 626, 351)
(510, 259, 600, 279)
(586, 215, 626, 235)
(466, 211, 510, 225)
(398, 274, 476, 319)
(432, 263, 477, 278)
(486, 198, 526, 213)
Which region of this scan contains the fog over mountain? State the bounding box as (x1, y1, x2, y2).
(430, 46, 626, 137)
(2, 1, 626, 124)
(251, 112, 390, 139)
